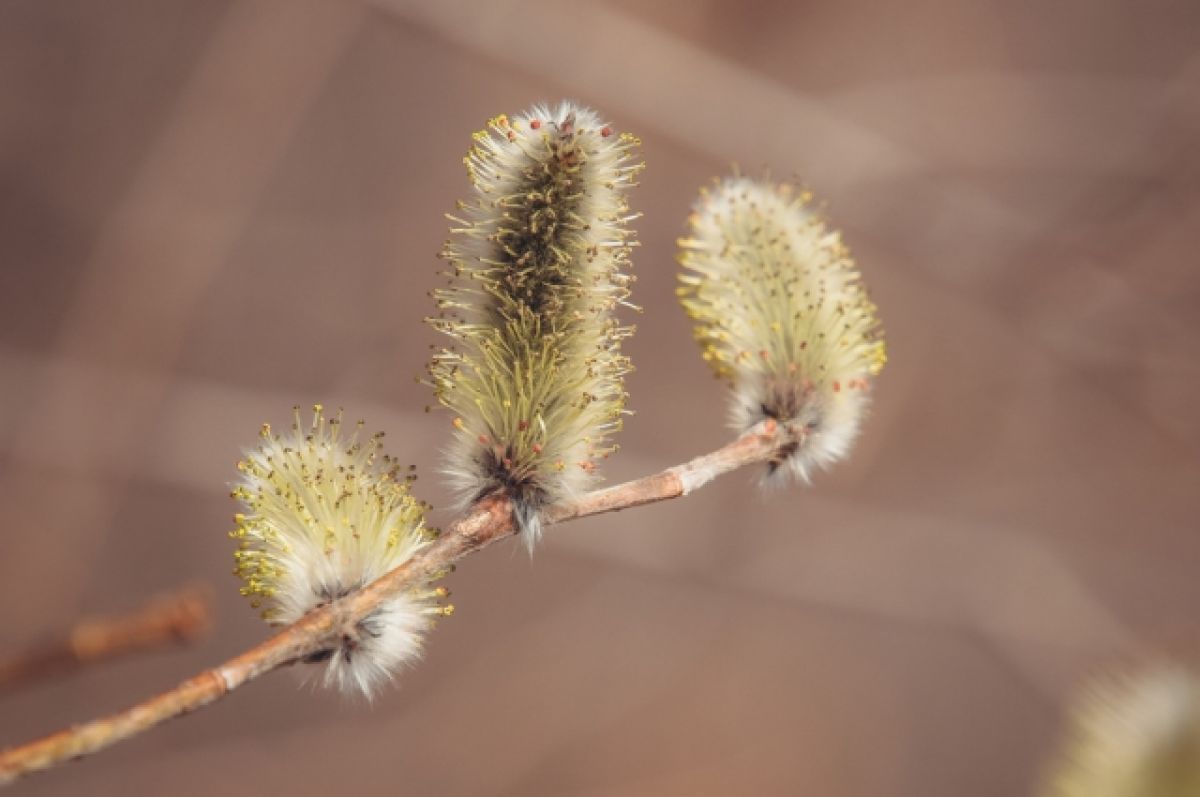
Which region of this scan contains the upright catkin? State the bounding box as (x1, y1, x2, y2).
(428, 101, 642, 548)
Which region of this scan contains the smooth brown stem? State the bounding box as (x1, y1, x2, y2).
(0, 586, 213, 694)
(0, 421, 786, 787)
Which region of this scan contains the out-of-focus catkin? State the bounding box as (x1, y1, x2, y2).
(677, 177, 886, 483)
(230, 405, 451, 698)
(428, 101, 643, 549)
(1043, 666, 1200, 797)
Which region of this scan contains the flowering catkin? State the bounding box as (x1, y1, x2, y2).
(428, 101, 642, 549)
(230, 405, 451, 698)
(1044, 667, 1200, 797)
(677, 177, 887, 483)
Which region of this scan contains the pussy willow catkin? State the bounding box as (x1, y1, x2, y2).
(428, 101, 642, 548)
(1044, 667, 1200, 797)
(230, 405, 451, 698)
(678, 177, 887, 483)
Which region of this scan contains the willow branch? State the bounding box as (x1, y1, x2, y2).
(0, 420, 788, 787)
(0, 585, 213, 694)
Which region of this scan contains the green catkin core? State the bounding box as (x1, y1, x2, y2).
(486, 136, 583, 323)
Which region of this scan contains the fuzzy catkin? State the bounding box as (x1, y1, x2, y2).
(230, 405, 451, 698)
(678, 177, 886, 483)
(428, 101, 642, 549)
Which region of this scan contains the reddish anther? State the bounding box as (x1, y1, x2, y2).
(529, 119, 542, 130)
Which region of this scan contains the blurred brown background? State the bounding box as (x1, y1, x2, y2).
(1, 1, 1198, 795)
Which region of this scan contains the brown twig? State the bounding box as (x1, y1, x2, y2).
(0, 585, 213, 695)
(0, 421, 788, 787)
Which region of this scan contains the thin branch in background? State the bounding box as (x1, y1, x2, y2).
(0, 421, 789, 787)
(0, 586, 213, 694)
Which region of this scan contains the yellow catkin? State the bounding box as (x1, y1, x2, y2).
(230, 405, 449, 697)
(428, 101, 643, 548)
(678, 177, 886, 483)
